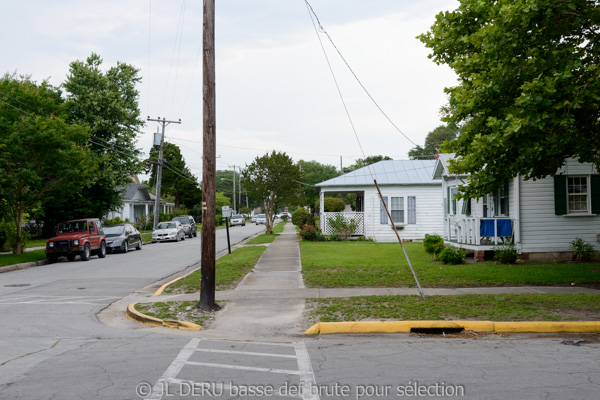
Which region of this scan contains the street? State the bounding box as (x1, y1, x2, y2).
(0, 223, 599, 400)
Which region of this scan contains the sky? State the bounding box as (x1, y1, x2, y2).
(0, 0, 459, 181)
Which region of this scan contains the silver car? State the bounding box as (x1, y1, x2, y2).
(230, 215, 246, 227)
(151, 221, 185, 243)
(255, 213, 267, 225)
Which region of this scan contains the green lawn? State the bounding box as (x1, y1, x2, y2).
(307, 293, 600, 322)
(26, 238, 49, 248)
(0, 249, 46, 267)
(165, 246, 267, 293)
(245, 221, 287, 245)
(300, 242, 600, 288)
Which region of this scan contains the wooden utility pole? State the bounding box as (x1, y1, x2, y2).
(198, 0, 219, 311)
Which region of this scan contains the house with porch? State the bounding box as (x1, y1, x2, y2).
(316, 160, 443, 241)
(105, 182, 175, 227)
(433, 153, 600, 260)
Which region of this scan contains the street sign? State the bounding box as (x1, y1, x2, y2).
(222, 206, 231, 218)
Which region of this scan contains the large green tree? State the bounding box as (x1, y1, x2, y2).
(297, 160, 340, 214)
(343, 155, 392, 174)
(241, 151, 301, 234)
(419, 0, 600, 198)
(408, 125, 458, 160)
(0, 74, 95, 253)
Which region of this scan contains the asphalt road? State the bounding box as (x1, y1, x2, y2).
(0, 221, 599, 400)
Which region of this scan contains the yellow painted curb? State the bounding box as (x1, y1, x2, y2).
(126, 303, 202, 331)
(304, 320, 600, 335)
(153, 277, 184, 296)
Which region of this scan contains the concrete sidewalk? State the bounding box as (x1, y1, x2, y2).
(127, 222, 600, 338)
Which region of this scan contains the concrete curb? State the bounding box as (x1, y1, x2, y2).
(304, 320, 600, 335)
(125, 303, 201, 331)
(153, 277, 184, 296)
(0, 259, 47, 274)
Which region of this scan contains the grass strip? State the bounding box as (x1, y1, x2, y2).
(165, 246, 266, 293)
(135, 301, 223, 327)
(307, 293, 600, 323)
(300, 242, 600, 288)
(0, 249, 46, 267)
(245, 221, 287, 244)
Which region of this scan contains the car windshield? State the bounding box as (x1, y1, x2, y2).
(104, 225, 125, 235)
(257, 214, 265, 218)
(232, 215, 242, 219)
(58, 221, 88, 233)
(172, 217, 189, 224)
(157, 222, 176, 230)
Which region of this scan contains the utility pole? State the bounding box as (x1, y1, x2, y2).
(198, 0, 219, 311)
(147, 116, 181, 229)
(232, 166, 236, 213)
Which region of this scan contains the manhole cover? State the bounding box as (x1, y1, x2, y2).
(4, 284, 31, 287)
(77, 287, 86, 290)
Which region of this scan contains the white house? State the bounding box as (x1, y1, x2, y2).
(105, 182, 174, 226)
(316, 160, 443, 242)
(433, 154, 600, 261)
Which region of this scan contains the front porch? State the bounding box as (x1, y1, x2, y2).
(445, 217, 514, 251)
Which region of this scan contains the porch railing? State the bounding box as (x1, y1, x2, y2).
(446, 217, 513, 245)
(322, 212, 365, 236)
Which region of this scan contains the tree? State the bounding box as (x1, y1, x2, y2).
(297, 160, 340, 214)
(146, 143, 201, 209)
(343, 155, 392, 174)
(419, 0, 600, 198)
(0, 74, 95, 253)
(241, 151, 301, 234)
(408, 125, 458, 159)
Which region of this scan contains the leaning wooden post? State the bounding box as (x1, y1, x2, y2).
(373, 179, 426, 300)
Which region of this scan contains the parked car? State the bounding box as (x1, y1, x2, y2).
(229, 215, 245, 227)
(45, 218, 106, 263)
(172, 215, 197, 238)
(104, 223, 142, 253)
(276, 212, 292, 220)
(255, 214, 267, 225)
(151, 221, 185, 243)
(251, 215, 257, 223)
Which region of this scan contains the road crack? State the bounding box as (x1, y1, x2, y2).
(0, 339, 61, 367)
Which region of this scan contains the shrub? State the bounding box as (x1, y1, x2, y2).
(0, 219, 28, 253)
(438, 246, 466, 265)
(570, 237, 596, 261)
(326, 214, 358, 240)
(292, 208, 311, 228)
(104, 216, 124, 225)
(493, 243, 518, 264)
(323, 197, 346, 212)
(423, 234, 444, 256)
(298, 224, 322, 241)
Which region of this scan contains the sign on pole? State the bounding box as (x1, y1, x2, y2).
(222, 206, 231, 218)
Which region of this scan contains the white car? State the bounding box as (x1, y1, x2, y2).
(255, 214, 267, 225)
(276, 212, 292, 219)
(229, 215, 245, 227)
(151, 221, 185, 243)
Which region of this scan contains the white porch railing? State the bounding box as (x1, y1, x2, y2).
(445, 217, 513, 246)
(323, 212, 365, 236)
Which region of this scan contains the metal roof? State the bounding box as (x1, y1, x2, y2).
(316, 160, 440, 187)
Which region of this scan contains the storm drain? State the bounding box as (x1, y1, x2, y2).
(410, 327, 464, 335)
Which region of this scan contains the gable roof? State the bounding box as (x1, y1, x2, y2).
(316, 160, 439, 187)
(121, 183, 152, 201)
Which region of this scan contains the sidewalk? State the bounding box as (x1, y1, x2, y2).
(130, 222, 600, 339)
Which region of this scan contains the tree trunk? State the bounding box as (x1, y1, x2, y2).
(14, 205, 23, 255)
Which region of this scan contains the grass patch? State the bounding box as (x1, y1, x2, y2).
(135, 301, 223, 327)
(0, 249, 46, 267)
(272, 221, 286, 234)
(300, 242, 600, 288)
(245, 221, 287, 244)
(25, 238, 49, 248)
(307, 293, 600, 323)
(165, 246, 267, 294)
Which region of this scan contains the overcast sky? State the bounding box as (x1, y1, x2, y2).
(1, 0, 459, 180)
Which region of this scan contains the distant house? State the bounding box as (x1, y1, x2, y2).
(105, 182, 174, 226)
(316, 160, 443, 241)
(433, 154, 600, 261)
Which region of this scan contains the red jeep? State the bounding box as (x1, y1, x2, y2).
(45, 219, 107, 263)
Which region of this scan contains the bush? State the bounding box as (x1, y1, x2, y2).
(292, 208, 311, 228)
(570, 237, 596, 261)
(326, 214, 358, 240)
(493, 243, 518, 264)
(438, 246, 466, 265)
(298, 224, 323, 241)
(323, 197, 346, 212)
(104, 216, 124, 225)
(423, 234, 444, 256)
(0, 219, 28, 253)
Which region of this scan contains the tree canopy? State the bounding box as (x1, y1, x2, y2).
(408, 125, 458, 160)
(297, 160, 340, 213)
(343, 155, 392, 174)
(419, 0, 600, 198)
(241, 151, 301, 234)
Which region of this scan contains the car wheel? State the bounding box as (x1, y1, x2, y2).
(151, 240, 156, 244)
(121, 241, 128, 254)
(80, 243, 91, 261)
(193, 231, 197, 237)
(46, 255, 57, 264)
(136, 239, 142, 250)
(98, 241, 106, 258)
(66, 254, 76, 262)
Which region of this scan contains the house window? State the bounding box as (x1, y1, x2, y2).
(449, 187, 458, 215)
(568, 176, 588, 213)
(390, 197, 404, 223)
(498, 186, 508, 216)
(482, 195, 488, 218)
